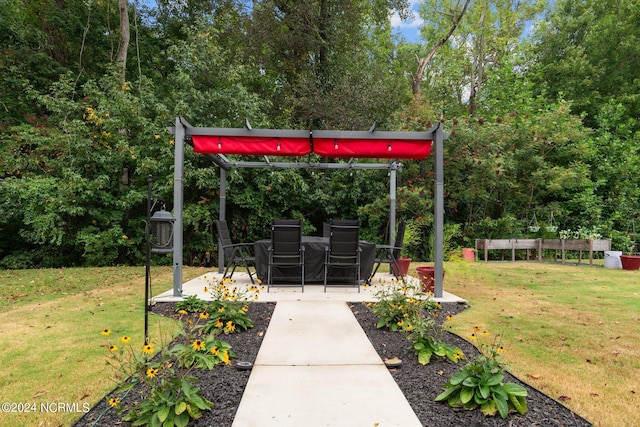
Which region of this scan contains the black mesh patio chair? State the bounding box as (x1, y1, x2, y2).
(323, 219, 361, 292)
(267, 219, 305, 292)
(370, 221, 406, 281)
(216, 220, 256, 284)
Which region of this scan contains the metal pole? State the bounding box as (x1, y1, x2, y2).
(389, 163, 397, 245)
(144, 175, 152, 344)
(173, 118, 185, 296)
(433, 124, 445, 298)
(218, 168, 227, 273)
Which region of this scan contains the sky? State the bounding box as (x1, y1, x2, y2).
(390, 0, 423, 43)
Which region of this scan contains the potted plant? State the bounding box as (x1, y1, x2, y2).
(620, 242, 640, 270)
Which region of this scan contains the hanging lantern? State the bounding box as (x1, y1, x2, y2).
(150, 208, 175, 254)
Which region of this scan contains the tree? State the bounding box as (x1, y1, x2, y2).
(116, 0, 130, 81)
(529, 0, 640, 128)
(411, 0, 471, 96)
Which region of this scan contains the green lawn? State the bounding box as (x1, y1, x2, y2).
(1, 262, 638, 427)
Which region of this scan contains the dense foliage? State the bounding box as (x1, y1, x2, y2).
(1, 0, 639, 268)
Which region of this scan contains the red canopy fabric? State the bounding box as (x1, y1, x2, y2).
(312, 138, 431, 159)
(191, 134, 432, 159)
(192, 136, 311, 156)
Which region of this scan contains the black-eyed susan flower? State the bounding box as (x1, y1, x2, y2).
(210, 346, 219, 355)
(199, 312, 210, 320)
(142, 344, 155, 354)
(225, 321, 236, 333)
(108, 345, 118, 352)
(214, 319, 223, 328)
(120, 336, 131, 344)
(101, 329, 112, 336)
(178, 309, 188, 315)
(192, 339, 206, 351)
(108, 397, 120, 407)
(146, 367, 159, 378)
(221, 350, 231, 365)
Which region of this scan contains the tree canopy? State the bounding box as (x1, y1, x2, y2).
(1, 0, 639, 268)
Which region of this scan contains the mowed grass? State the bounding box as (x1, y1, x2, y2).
(2, 263, 638, 427)
(441, 261, 640, 427)
(0, 266, 208, 427)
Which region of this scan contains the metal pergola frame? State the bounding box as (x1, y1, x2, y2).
(170, 117, 447, 297)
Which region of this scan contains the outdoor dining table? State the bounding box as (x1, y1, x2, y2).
(253, 236, 376, 283)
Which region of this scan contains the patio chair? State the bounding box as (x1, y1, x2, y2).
(216, 220, 256, 284)
(267, 219, 305, 292)
(323, 219, 361, 292)
(369, 220, 406, 281)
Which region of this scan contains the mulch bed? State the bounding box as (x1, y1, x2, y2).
(75, 301, 592, 427)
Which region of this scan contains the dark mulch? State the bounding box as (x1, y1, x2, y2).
(75, 301, 592, 427)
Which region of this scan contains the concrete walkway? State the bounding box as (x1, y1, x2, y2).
(154, 272, 466, 426)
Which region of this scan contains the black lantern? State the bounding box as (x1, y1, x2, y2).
(150, 207, 175, 254)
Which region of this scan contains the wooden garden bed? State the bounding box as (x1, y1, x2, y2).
(475, 239, 611, 265)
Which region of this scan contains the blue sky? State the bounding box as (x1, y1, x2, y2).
(390, 0, 423, 43)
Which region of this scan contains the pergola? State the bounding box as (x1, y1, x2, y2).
(170, 117, 447, 297)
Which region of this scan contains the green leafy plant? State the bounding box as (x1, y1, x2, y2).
(175, 295, 209, 313)
(408, 315, 464, 365)
(435, 328, 528, 419)
(367, 277, 463, 365)
(202, 276, 261, 334)
(101, 309, 233, 426)
(368, 277, 439, 332)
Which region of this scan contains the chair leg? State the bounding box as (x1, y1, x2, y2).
(244, 260, 256, 284)
(267, 264, 272, 293)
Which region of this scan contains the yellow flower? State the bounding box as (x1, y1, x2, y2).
(210, 346, 219, 355)
(225, 321, 236, 333)
(446, 315, 453, 321)
(108, 345, 118, 352)
(142, 344, 155, 354)
(192, 339, 206, 351)
(241, 305, 249, 313)
(178, 309, 188, 315)
(470, 333, 477, 340)
(473, 325, 482, 332)
(405, 324, 413, 332)
(215, 319, 224, 328)
(120, 336, 131, 344)
(454, 350, 465, 360)
(100, 329, 112, 336)
(199, 312, 210, 319)
(397, 320, 404, 327)
(497, 345, 506, 354)
(218, 307, 225, 313)
(221, 350, 231, 365)
(108, 397, 120, 407)
(203, 287, 209, 293)
(146, 367, 159, 378)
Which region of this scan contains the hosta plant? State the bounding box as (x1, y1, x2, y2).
(435, 328, 528, 419)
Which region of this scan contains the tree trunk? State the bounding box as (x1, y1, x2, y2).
(412, 0, 471, 96)
(115, 0, 130, 82)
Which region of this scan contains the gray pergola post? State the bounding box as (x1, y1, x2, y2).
(389, 163, 397, 245)
(217, 167, 227, 273)
(172, 117, 185, 296)
(433, 124, 445, 298)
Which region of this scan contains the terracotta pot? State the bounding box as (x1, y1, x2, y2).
(415, 266, 445, 293)
(620, 255, 640, 270)
(462, 248, 475, 262)
(392, 257, 411, 277)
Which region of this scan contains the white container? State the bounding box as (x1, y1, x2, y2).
(604, 251, 622, 269)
